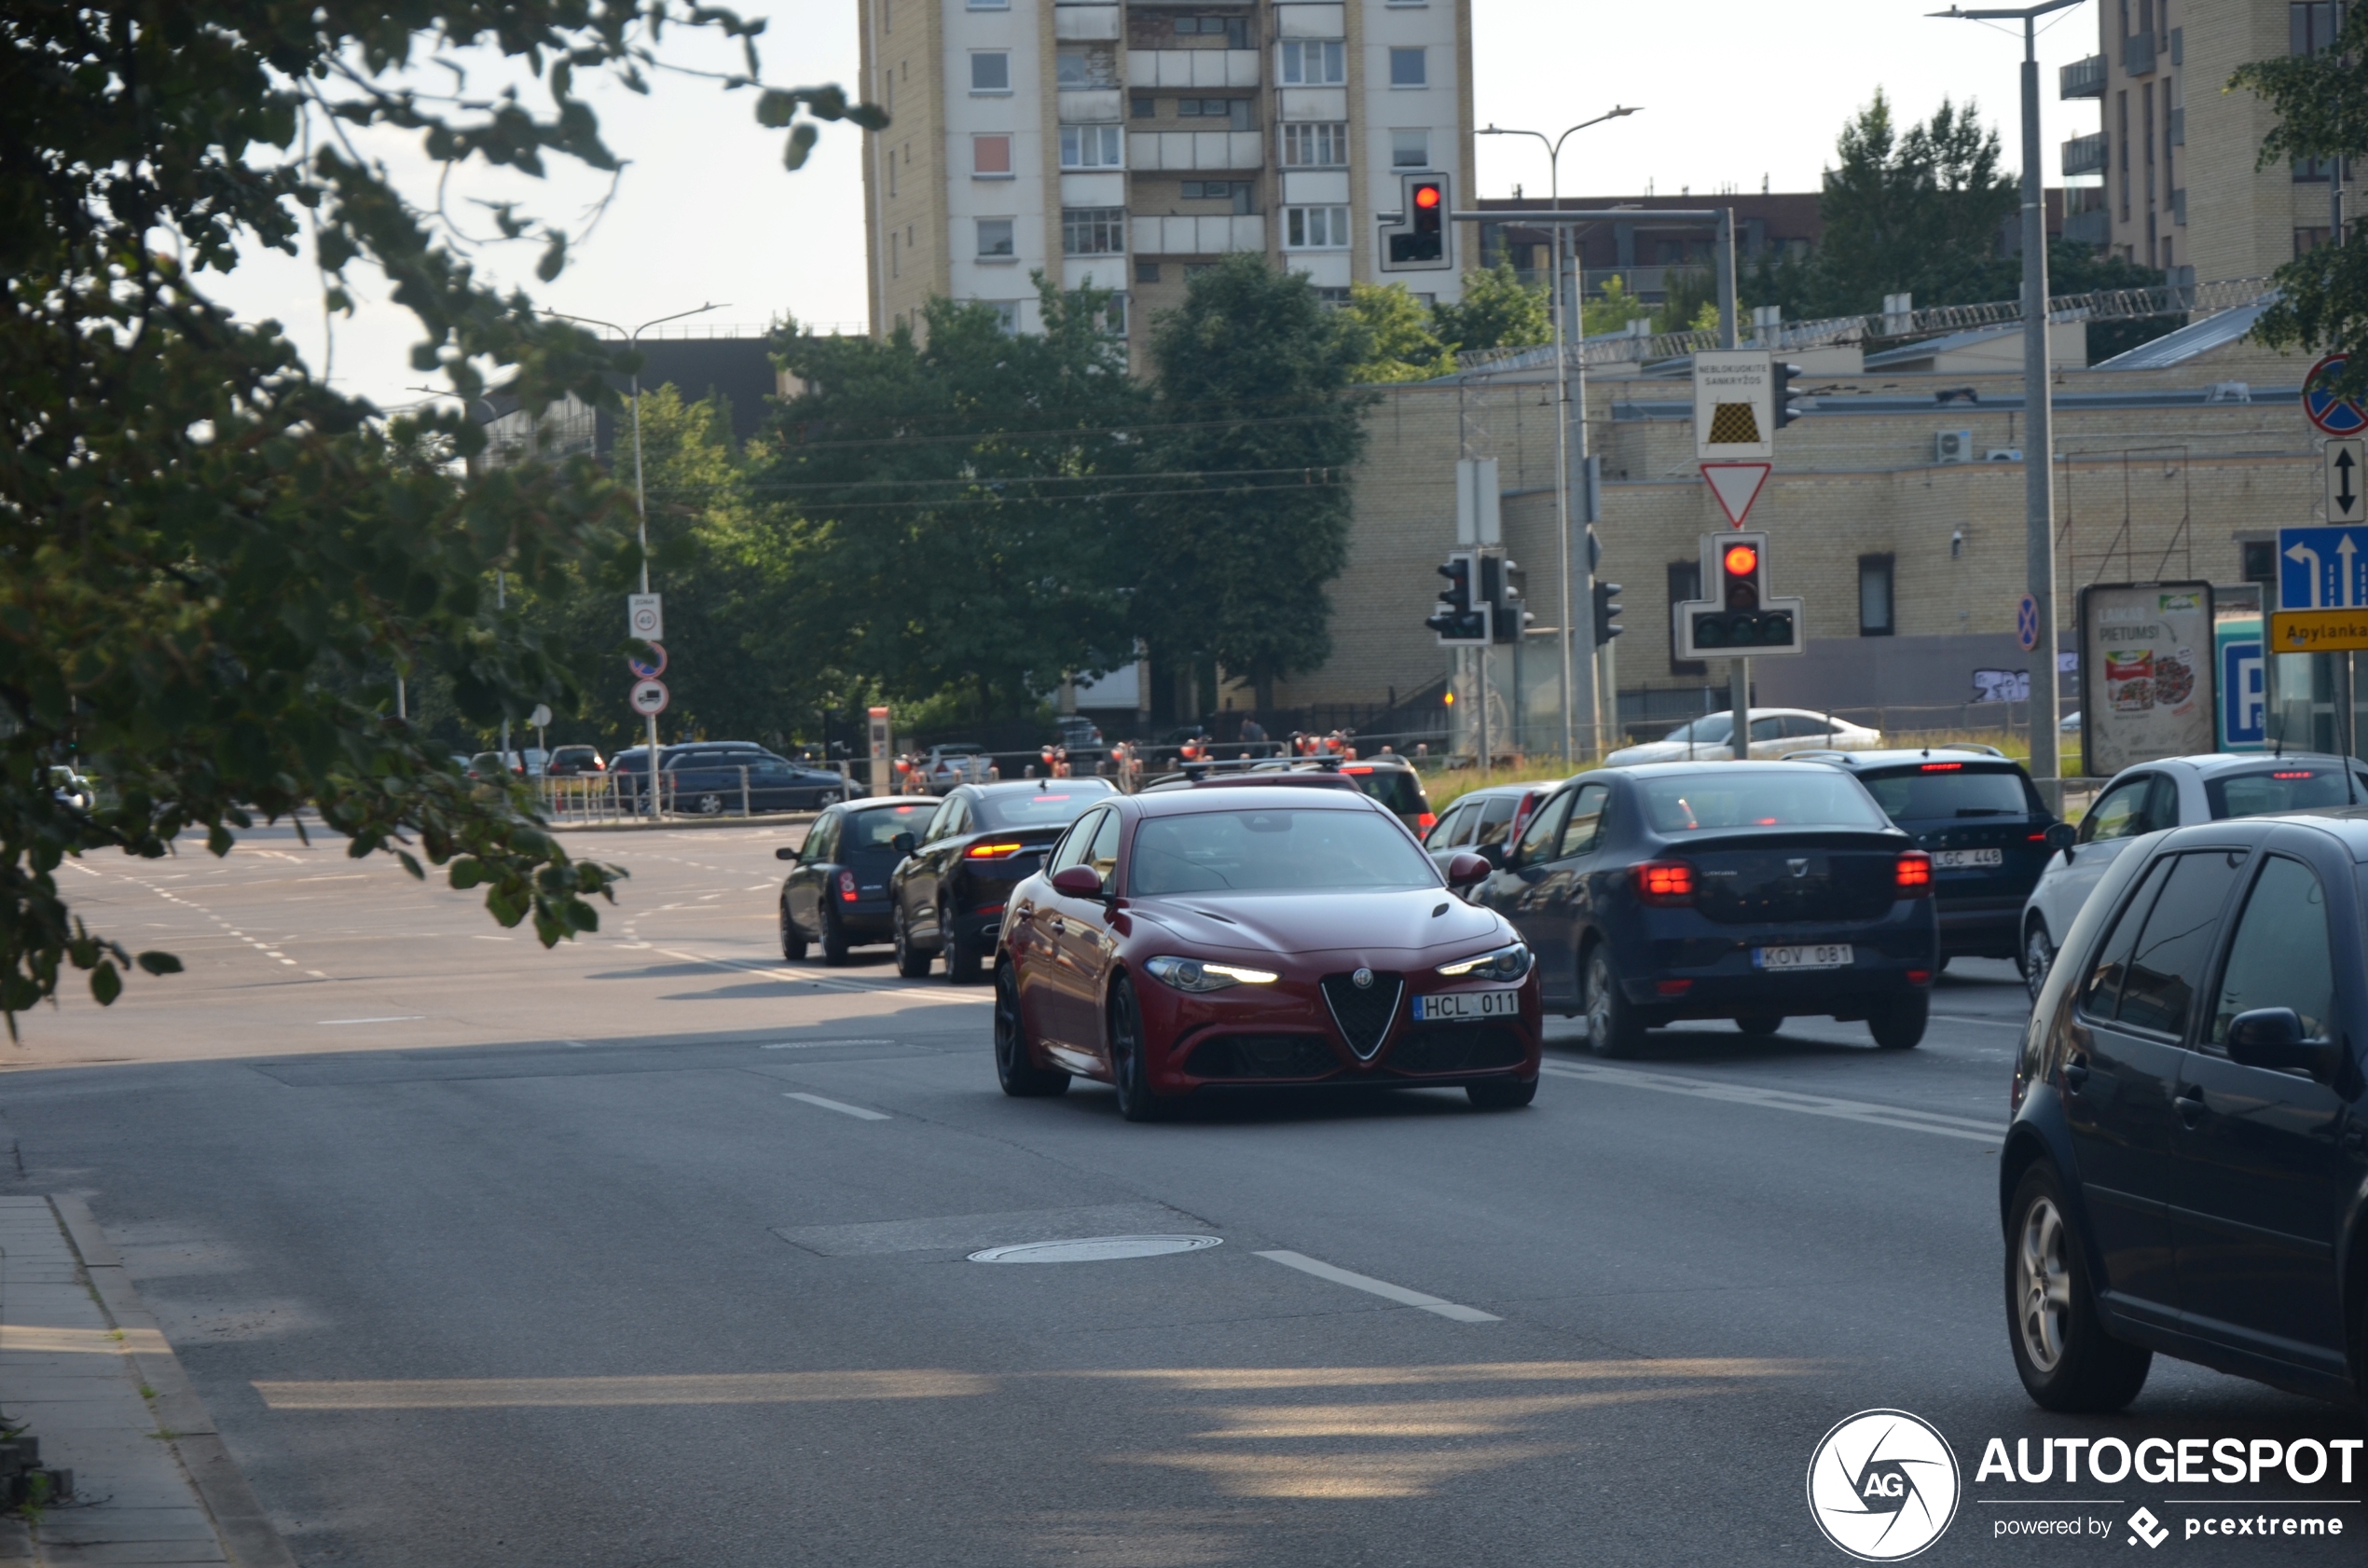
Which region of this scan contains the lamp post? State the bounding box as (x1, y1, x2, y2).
(1480, 107, 1638, 763)
(543, 302, 727, 815)
(1931, 0, 2079, 802)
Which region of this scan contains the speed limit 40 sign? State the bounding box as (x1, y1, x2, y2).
(628, 678, 670, 717)
(627, 593, 664, 640)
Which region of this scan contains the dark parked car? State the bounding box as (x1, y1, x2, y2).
(616, 743, 854, 814)
(2002, 808, 2368, 1413)
(1804, 749, 2057, 964)
(888, 778, 1117, 982)
(993, 784, 1536, 1119)
(544, 745, 605, 777)
(1423, 781, 1553, 881)
(1468, 762, 1939, 1054)
(775, 798, 939, 963)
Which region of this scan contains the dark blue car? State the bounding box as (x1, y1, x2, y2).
(1469, 762, 1939, 1054)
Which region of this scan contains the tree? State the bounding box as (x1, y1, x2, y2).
(2232, 8, 2368, 395)
(1339, 282, 1457, 382)
(0, 4, 879, 1022)
(1433, 262, 1552, 356)
(1134, 254, 1373, 709)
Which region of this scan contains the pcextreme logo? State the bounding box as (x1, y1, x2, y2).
(1808, 1409, 1963, 1561)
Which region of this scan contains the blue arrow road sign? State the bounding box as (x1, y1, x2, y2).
(2278, 526, 2368, 610)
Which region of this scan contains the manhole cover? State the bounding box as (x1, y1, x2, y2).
(968, 1234, 1222, 1264)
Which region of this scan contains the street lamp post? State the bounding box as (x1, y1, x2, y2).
(1480, 107, 1638, 763)
(1932, 0, 2079, 803)
(543, 303, 727, 816)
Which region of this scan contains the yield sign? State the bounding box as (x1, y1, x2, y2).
(1700, 462, 1772, 528)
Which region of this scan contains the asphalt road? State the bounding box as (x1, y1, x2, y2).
(10, 819, 2361, 1565)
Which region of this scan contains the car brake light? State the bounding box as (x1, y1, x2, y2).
(1895, 853, 1933, 897)
(1342, 765, 1371, 775)
(1655, 979, 1693, 996)
(975, 902, 1006, 916)
(1632, 860, 1695, 905)
(1906, 969, 1933, 986)
(966, 840, 1026, 860)
(2027, 832, 2047, 841)
(837, 871, 859, 902)
(1919, 762, 1962, 772)
(2273, 770, 2316, 779)
(1417, 812, 1436, 831)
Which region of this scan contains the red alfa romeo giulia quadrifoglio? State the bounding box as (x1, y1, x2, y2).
(991, 783, 1542, 1121)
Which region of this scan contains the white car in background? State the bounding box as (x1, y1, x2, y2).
(2016, 751, 2368, 1001)
(1606, 708, 1881, 766)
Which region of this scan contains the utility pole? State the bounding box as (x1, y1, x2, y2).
(1715, 207, 1751, 762)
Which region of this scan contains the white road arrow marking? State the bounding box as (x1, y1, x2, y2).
(2290, 541, 2325, 608)
(2341, 536, 2359, 608)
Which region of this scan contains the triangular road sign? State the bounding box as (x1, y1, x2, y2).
(1700, 461, 1772, 528)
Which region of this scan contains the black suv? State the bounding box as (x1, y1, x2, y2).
(2003, 808, 2368, 1412)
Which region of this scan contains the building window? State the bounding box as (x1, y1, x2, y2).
(1315, 286, 1352, 307)
(977, 218, 1016, 259)
(2297, 226, 2334, 255)
(1131, 93, 1155, 119)
(1177, 15, 1251, 46)
(971, 52, 1011, 93)
(968, 0, 1007, 8)
(1181, 181, 1251, 212)
(2116, 91, 2130, 219)
(1278, 40, 1345, 85)
(1177, 98, 1249, 127)
(1057, 49, 1089, 88)
(972, 135, 1012, 177)
(2293, 1, 2343, 54)
(1858, 556, 1895, 637)
(1284, 205, 1351, 249)
(1391, 129, 1431, 168)
(2242, 540, 2278, 585)
(1281, 121, 1348, 167)
(1060, 124, 1123, 169)
(1136, 261, 1161, 283)
(1667, 561, 1705, 675)
(1063, 207, 1127, 255)
(1102, 295, 1129, 337)
(988, 302, 1020, 333)
(1388, 47, 1427, 87)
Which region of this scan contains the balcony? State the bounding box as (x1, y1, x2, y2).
(1128, 131, 1265, 171)
(2062, 206, 2111, 247)
(2123, 30, 2156, 75)
(1127, 48, 1260, 89)
(1133, 214, 1266, 254)
(1053, 3, 1122, 40)
(2061, 131, 2108, 178)
(2059, 53, 2106, 99)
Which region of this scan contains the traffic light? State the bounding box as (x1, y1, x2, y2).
(1479, 556, 1533, 644)
(1772, 362, 1805, 430)
(1425, 552, 1491, 645)
(1688, 532, 1796, 650)
(1383, 173, 1452, 271)
(1592, 580, 1624, 646)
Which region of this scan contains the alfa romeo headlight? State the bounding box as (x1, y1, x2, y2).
(1436, 943, 1532, 982)
(1144, 955, 1279, 993)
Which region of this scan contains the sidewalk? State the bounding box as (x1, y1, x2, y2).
(0, 1197, 293, 1567)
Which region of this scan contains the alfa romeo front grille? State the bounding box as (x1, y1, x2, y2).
(1320, 972, 1403, 1060)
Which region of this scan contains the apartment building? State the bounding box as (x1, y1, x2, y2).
(2059, 0, 2360, 282)
(857, 0, 1476, 353)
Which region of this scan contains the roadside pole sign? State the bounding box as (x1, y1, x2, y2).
(2304, 354, 2368, 436)
(528, 703, 553, 730)
(2276, 524, 2368, 610)
(628, 678, 670, 717)
(1700, 461, 1772, 528)
(2269, 607, 2368, 653)
(2328, 438, 2367, 523)
(1692, 350, 1774, 461)
(626, 643, 668, 681)
(2017, 594, 2041, 652)
(627, 593, 665, 640)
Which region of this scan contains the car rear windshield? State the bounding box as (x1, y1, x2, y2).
(2205, 767, 2360, 818)
(1859, 765, 2034, 821)
(1130, 808, 1436, 894)
(974, 786, 1110, 830)
(1661, 715, 1732, 745)
(1341, 766, 1427, 816)
(845, 803, 936, 849)
(1638, 773, 1889, 832)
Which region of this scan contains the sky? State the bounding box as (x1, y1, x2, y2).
(203, 0, 2113, 411)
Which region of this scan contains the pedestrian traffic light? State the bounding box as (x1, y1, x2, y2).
(1592, 580, 1624, 646)
(1687, 530, 1795, 650)
(1772, 362, 1805, 430)
(1480, 556, 1533, 644)
(1425, 551, 1491, 645)
(1382, 173, 1452, 271)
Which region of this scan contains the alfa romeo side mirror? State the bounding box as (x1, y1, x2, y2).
(1050, 865, 1105, 899)
(1446, 852, 1492, 887)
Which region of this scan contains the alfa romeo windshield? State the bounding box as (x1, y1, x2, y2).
(1129, 808, 1435, 894)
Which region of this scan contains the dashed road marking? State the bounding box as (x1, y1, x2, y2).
(784, 1093, 890, 1121)
(1536, 1060, 2001, 1143)
(317, 1016, 426, 1026)
(1255, 1251, 1501, 1323)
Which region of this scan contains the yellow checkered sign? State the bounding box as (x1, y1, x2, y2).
(1692, 350, 1773, 460)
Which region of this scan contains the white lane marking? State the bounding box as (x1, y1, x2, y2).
(1537, 1061, 2001, 1143)
(1255, 1251, 1501, 1323)
(784, 1093, 890, 1121)
(656, 948, 983, 1003)
(563, 1040, 590, 1050)
(763, 1039, 895, 1050)
(317, 1016, 426, 1025)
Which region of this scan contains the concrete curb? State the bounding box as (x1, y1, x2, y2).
(48, 1198, 297, 1568)
(549, 812, 819, 833)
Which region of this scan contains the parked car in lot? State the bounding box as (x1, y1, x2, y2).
(544, 745, 605, 777)
(917, 743, 994, 794)
(888, 778, 1116, 982)
(1467, 762, 1938, 1054)
(1423, 782, 1553, 881)
(2017, 753, 2368, 1001)
(1606, 708, 1881, 765)
(465, 750, 521, 782)
(992, 783, 1538, 1118)
(615, 742, 856, 814)
(2003, 807, 2368, 1413)
(1803, 750, 2058, 965)
(776, 798, 938, 963)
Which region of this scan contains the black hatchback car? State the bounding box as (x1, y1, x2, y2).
(888, 779, 1116, 983)
(620, 743, 855, 815)
(2003, 809, 2368, 1413)
(1468, 762, 1938, 1054)
(1806, 749, 2058, 964)
(776, 798, 938, 963)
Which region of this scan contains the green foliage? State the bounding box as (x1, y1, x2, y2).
(1340, 282, 1458, 382)
(1432, 263, 1553, 355)
(2233, 7, 2368, 394)
(1136, 254, 1373, 703)
(1579, 275, 1656, 338)
(0, 3, 879, 1022)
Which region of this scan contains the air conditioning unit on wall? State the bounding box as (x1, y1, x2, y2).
(1935, 430, 1975, 464)
(1985, 447, 2024, 462)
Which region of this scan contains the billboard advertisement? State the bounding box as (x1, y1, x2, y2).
(2079, 584, 2216, 777)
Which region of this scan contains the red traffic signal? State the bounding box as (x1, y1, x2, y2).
(1722, 543, 1758, 578)
(1413, 184, 1442, 211)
